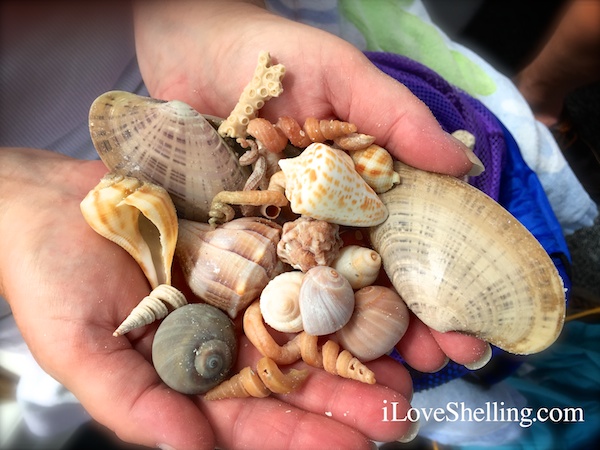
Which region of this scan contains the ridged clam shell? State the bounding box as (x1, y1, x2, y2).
(299, 266, 355, 336)
(176, 217, 283, 318)
(80, 173, 178, 289)
(369, 162, 566, 355)
(89, 90, 250, 222)
(335, 286, 409, 362)
(277, 143, 388, 226)
(260, 271, 305, 333)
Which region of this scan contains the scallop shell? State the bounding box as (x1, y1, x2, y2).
(260, 271, 305, 333)
(348, 144, 400, 193)
(89, 90, 250, 222)
(299, 266, 355, 336)
(369, 162, 566, 355)
(175, 217, 283, 318)
(80, 172, 178, 289)
(335, 286, 409, 362)
(277, 143, 388, 226)
(330, 245, 382, 289)
(152, 303, 237, 394)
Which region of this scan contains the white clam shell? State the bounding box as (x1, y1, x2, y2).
(299, 266, 355, 336)
(277, 143, 388, 226)
(330, 245, 382, 289)
(369, 162, 566, 355)
(335, 285, 409, 362)
(176, 217, 283, 318)
(80, 173, 178, 289)
(89, 91, 250, 222)
(260, 271, 305, 333)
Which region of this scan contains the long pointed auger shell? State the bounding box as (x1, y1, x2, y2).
(89, 90, 250, 222)
(80, 173, 178, 289)
(369, 162, 565, 355)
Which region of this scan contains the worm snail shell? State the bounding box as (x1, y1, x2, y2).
(152, 303, 237, 394)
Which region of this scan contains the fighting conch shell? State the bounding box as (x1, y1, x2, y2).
(369, 162, 566, 355)
(277, 143, 388, 226)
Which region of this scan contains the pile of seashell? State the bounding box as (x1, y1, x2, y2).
(80, 51, 566, 399)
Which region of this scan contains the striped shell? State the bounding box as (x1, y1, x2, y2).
(277, 143, 388, 226)
(88, 90, 249, 222)
(369, 162, 566, 355)
(348, 144, 400, 193)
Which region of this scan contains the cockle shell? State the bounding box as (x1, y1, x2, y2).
(369, 162, 566, 355)
(175, 217, 283, 318)
(80, 173, 178, 289)
(88, 90, 250, 222)
(335, 286, 409, 362)
(152, 303, 237, 394)
(299, 266, 355, 336)
(348, 144, 400, 193)
(330, 245, 382, 290)
(277, 143, 388, 226)
(260, 271, 305, 333)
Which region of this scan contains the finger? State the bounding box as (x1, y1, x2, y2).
(394, 313, 448, 373)
(429, 329, 492, 369)
(199, 396, 374, 450)
(58, 333, 215, 450)
(330, 52, 475, 177)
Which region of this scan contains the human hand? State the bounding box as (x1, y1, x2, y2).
(134, 0, 490, 372)
(0, 148, 417, 449)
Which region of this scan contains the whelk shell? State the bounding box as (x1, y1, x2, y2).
(80, 172, 178, 289)
(369, 162, 566, 355)
(277, 142, 388, 226)
(176, 217, 283, 318)
(89, 90, 249, 222)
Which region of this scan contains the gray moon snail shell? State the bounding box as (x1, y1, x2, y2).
(152, 303, 237, 394)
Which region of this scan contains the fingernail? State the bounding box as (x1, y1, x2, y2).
(448, 130, 485, 176)
(464, 343, 492, 370)
(397, 418, 420, 443)
(157, 444, 177, 450)
(464, 146, 485, 176)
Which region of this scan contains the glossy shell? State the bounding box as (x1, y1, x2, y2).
(89, 90, 250, 222)
(299, 266, 355, 336)
(176, 217, 283, 318)
(330, 245, 382, 290)
(348, 144, 400, 193)
(277, 143, 388, 226)
(80, 172, 178, 289)
(335, 286, 409, 362)
(369, 162, 566, 354)
(260, 271, 305, 333)
(152, 303, 237, 394)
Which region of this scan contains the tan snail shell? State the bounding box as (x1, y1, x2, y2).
(277, 143, 388, 226)
(88, 90, 250, 222)
(80, 172, 178, 289)
(335, 286, 409, 362)
(330, 245, 382, 290)
(260, 271, 305, 333)
(348, 144, 400, 193)
(175, 217, 283, 318)
(299, 266, 355, 336)
(152, 303, 237, 394)
(369, 162, 566, 355)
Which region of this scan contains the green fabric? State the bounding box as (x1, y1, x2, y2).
(339, 0, 496, 96)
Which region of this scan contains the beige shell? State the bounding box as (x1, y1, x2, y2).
(176, 217, 283, 318)
(348, 144, 400, 193)
(299, 266, 355, 336)
(260, 271, 305, 333)
(335, 286, 409, 362)
(369, 162, 566, 355)
(330, 245, 382, 289)
(277, 143, 388, 226)
(80, 173, 178, 289)
(89, 90, 249, 222)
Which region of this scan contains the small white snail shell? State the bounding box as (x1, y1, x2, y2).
(335, 285, 409, 362)
(299, 266, 355, 336)
(260, 271, 305, 333)
(330, 245, 382, 290)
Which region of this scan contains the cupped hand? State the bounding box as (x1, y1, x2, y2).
(0, 147, 417, 449)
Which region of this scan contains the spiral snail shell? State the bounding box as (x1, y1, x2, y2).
(152, 303, 237, 394)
